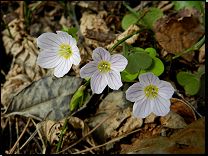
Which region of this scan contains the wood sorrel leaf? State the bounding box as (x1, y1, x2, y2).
(125, 52, 152, 74)
(122, 42, 128, 58)
(177, 72, 200, 95)
(144, 47, 157, 57)
(172, 1, 204, 11)
(142, 57, 164, 76)
(121, 12, 139, 30)
(121, 69, 138, 82)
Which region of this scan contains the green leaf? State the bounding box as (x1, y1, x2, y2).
(138, 69, 147, 77)
(121, 7, 163, 30)
(177, 72, 200, 95)
(122, 42, 128, 58)
(121, 69, 138, 82)
(200, 73, 205, 94)
(125, 42, 145, 53)
(67, 27, 78, 34)
(145, 57, 164, 76)
(172, 1, 204, 11)
(134, 47, 145, 51)
(125, 52, 152, 74)
(62, 24, 68, 31)
(121, 12, 139, 30)
(67, 30, 78, 41)
(144, 47, 157, 57)
(139, 7, 163, 29)
(70, 85, 86, 111)
(82, 90, 91, 107)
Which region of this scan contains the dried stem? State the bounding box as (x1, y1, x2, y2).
(58, 109, 121, 154)
(9, 118, 31, 154)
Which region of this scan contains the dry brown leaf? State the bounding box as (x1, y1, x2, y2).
(159, 111, 187, 129)
(80, 11, 110, 48)
(36, 116, 95, 148)
(198, 44, 205, 63)
(106, 24, 140, 54)
(170, 98, 196, 124)
(1, 19, 53, 107)
(144, 112, 158, 124)
(153, 7, 204, 62)
(128, 116, 205, 154)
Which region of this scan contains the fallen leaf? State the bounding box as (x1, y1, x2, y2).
(1, 19, 53, 107)
(128, 116, 205, 154)
(170, 98, 196, 124)
(36, 116, 95, 147)
(2, 76, 82, 122)
(198, 44, 205, 63)
(106, 24, 140, 54)
(153, 7, 204, 62)
(159, 111, 187, 129)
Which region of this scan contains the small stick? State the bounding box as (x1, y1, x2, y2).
(136, 9, 151, 23)
(15, 118, 20, 154)
(72, 128, 142, 154)
(58, 109, 121, 154)
(9, 118, 31, 154)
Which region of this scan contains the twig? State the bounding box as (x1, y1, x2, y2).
(9, 117, 12, 148)
(165, 35, 205, 62)
(15, 118, 20, 154)
(72, 128, 142, 154)
(175, 90, 203, 118)
(19, 118, 42, 153)
(136, 9, 151, 23)
(9, 118, 31, 154)
(58, 108, 121, 154)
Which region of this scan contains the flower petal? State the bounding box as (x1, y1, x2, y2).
(92, 47, 111, 62)
(133, 98, 152, 118)
(107, 70, 123, 90)
(109, 54, 128, 72)
(126, 82, 146, 102)
(54, 58, 72, 78)
(37, 50, 62, 68)
(152, 95, 170, 116)
(157, 80, 175, 99)
(71, 46, 81, 65)
(37, 32, 62, 51)
(139, 72, 160, 86)
(91, 70, 108, 94)
(80, 61, 98, 79)
(56, 31, 71, 45)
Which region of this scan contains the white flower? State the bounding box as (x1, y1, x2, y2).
(80, 47, 128, 94)
(37, 31, 81, 78)
(126, 72, 175, 118)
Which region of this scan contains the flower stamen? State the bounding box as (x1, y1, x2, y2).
(58, 45, 73, 59)
(144, 84, 158, 98)
(97, 61, 111, 73)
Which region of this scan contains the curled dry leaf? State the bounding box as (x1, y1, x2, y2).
(88, 90, 142, 146)
(106, 24, 140, 54)
(128, 116, 205, 154)
(1, 19, 53, 107)
(80, 11, 110, 48)
(36, 116, 95, 148)
(159, 111, 187, 129)
(198, 44, 205, 63)
(170, 98, 196, 124)
(153, 7, 204, 62)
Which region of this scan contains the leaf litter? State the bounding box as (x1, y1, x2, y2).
(1, 1, 205, 154)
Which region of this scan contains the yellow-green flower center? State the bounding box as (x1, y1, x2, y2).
(58, 45, 72, 59)
(97, 61, 111, 73)
(144, 84, 158, 98)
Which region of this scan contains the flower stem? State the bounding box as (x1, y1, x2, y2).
(57, 118, 69, 152)
(122, 1, 139, 18)
(165, 35, 205, 62)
